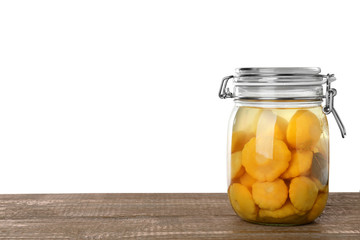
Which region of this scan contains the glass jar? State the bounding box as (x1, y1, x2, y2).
(219, 68, 345, 225)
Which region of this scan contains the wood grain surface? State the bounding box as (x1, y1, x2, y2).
(0, 193, 359, 239)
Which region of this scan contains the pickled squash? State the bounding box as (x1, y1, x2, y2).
(227, 106, 330, 225)
(286, 110, 321, 150)
(289, 176, 318, 211)
(273, 116, 289, 141)
(307, 192, 328, 221)
(231, 151, 245, 179)
(233, 107, 263, 134)
(242, 137, 291, 181)
(228, 183, 258, 220)
(256, 110, 288, 141)
(281, 150, 313, 179)
(252, 179, 288, 210)
(259, 200, 304, 219)
(239, 172, 257, 191)
(232, 131, 254, 153)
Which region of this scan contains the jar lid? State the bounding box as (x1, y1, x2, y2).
(221, 67, 332, 99)
(234, 67, 326, 87)
(219, 67, 346, 138)
(236, 67, 321, 75)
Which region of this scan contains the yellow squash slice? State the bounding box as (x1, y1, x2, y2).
(259, 200, 304, 219)
(281, 150, 313, 179)
(289, 176, 318, 211)
(286, 110, 321, 150)
(232, 131, 254, 153)
(242, 137, 291, 182)
(231, 151, 245, 180)
(228, 183, 258, 220)
(252, 179, 288, 210)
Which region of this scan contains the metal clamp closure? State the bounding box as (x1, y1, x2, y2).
(218, 75, 234, 99)
(323, 74, 346, 138)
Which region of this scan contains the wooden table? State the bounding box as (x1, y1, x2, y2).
(0, 193, 358, 239)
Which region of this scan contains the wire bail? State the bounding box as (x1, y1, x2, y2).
(218, 75, 234, 99)
(323, 74, 346, 138)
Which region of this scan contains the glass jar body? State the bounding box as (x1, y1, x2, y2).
(227, 100, 329, 225)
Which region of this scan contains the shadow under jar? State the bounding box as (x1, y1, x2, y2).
(219, 68, 346, 226)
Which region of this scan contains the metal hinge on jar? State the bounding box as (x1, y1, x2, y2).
(218, 75, 234, 99)
(323, 74, 346, 138)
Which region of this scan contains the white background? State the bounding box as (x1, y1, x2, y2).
(0, 0, 359, 193)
